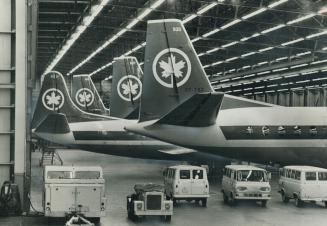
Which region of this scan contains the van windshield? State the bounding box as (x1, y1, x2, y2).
(237, 170, 267, 182)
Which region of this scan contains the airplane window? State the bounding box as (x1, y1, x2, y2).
(246, 126, 253, 135)
(310, 126, 317, 136)
(262, 126, 270, 136)
(278, 126, 286, 135)
(294, 126, 301, 135)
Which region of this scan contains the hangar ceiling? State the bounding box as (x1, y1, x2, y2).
(37, 0, 327, 97)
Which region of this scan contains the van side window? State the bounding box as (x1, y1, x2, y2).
(291, 170, 297, 179)
(318, 172, 327, 181)
(172, 170, 175, 179)
(193, 170, 203, 179)
(305, 172, 317, 181)
(295, 171, 301, 180)
(180, 170, 190, 179)
(227, 169, 231, 177)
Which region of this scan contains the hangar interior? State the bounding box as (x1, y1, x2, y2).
(0, 0, 327, 225)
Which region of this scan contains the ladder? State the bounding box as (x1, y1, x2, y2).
(39, 148, 63, 166)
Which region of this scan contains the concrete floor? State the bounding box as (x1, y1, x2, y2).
(1, 149, 327, 226)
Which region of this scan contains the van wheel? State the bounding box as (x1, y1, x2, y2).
(295, 196, 303, 207)
(261, 200, 267, 208)
(324, 201, 327, 208)
(201, 198, 207, 207)
(229, 193, 237, 206)
(173, 198, 177, 207)
(162, 215, 171, 222)
(223, 192, 228, 204)
(281, 191, 289, 203)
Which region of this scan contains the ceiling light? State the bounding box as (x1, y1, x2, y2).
(257, 71, 270, 75)
(261, 24, 285, 34)
(311, 59, 327, 65)
(241, 52, 256, 57)
(221, 19, 241, 29)
(183, 14, 197, 24)
(287, 13, 315, 25)
(306, 30, 327, 39)
(221, 41, 238, 48)
(242, 8, 267, 20)
(226, 56, 238, 62)
(268, 0, 289, 8)
(202, 28, 220, 37)
(290, 63, 308, 69)
(197, 2, 217, 15)
(259, 47, 273, 52)
(281, 38, 304, 46)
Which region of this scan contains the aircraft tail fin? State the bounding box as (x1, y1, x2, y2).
(111, 57, 143, 119)
(72, 74, 109, 115)
(158, 93, 224, 127)
(35, 113, 70, 134)
(139, 19, 213, 122)
(31, 71, 107, 129)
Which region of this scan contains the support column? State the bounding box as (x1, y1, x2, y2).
(15, 0, 28, 212)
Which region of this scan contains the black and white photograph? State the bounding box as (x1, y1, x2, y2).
(0, 0, 327, 225)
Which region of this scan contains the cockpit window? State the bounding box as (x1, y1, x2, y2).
(236, 170, 267, 182)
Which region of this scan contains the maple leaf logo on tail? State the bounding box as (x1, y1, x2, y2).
(152, 48, 191, 88)
(159, 55, 185, 79)
(75, 88, 94, 107)
(122, 81, 139, 96)
(42, 88, 65, 111)
(78, 91, 91, 104)
(46, 91, 61, 106)
(117, 75, 142, 102)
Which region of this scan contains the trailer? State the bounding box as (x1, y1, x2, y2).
(43, 165, 107, 222)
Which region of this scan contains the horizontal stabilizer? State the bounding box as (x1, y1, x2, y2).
(158, 93, 224, 127)
(35, 113, 70, 134)
(158, 148, 197, 155)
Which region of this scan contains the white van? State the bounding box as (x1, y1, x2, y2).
(221, 165, 271, 207)
(163, 165, 209, 207)
(279, 166, 327, 207)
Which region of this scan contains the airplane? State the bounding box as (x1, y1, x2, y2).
(71, 57, 142, 119)
(31, 69, 229, 165)
(126, 19, 327, 168)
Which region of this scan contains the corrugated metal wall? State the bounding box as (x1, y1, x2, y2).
(250, 88, 327, 107)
